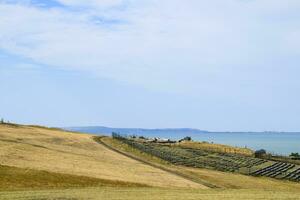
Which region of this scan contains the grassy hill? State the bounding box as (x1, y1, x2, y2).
(1, 123, 300, 199)
(0, 123, 201, 189)
(0, 165, 147, 191)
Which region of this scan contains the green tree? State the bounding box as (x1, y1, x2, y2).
(290, 152, 300, 158)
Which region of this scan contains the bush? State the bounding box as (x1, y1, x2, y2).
(290, 152, 300, 158)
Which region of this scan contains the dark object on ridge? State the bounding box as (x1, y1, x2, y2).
(255, 149, 267, 158)
(179, 136, 192, 143)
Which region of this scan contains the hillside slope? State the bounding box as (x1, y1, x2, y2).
(101, 137, 300, 190)
(0, 124, 204, 188)
(1, 124, 300, 200)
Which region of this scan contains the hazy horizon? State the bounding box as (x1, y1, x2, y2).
(1, 1, 300, 132)
(65, 125, 300, 133)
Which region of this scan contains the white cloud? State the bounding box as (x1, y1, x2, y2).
(56, 0, 124, 9)
(0, 0, 299, 94)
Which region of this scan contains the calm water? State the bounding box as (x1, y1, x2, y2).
(126, 132, 300, 156)
(193, 132, 300, 155)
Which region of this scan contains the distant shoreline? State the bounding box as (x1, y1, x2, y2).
(64, 126, 300, 134)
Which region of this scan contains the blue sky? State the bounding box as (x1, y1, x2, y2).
(0, 0, 300, 131)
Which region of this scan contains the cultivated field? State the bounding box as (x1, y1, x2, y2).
(102, 136, 300, 190)
(1, 123, 300, 199)
(111, 134, 300, 183)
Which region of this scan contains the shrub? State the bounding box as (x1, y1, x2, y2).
(290, 152, 300, 158)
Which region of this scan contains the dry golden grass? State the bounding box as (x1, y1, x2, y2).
(1, 187, 300, 200)
(0, 164, 147, 191)
(175, 141, 253, 156)
(1, 123, 300, 200)
(103, 137, 300, 190)
(0, 124, 203, 188)
(179, 167, 300, 190)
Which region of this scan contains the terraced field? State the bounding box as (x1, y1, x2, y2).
(251, 162, 300, 181)
(113, 134, 300, 182)
(284, 168, 300, 181)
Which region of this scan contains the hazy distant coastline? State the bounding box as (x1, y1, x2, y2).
(64, 126, 300, 155)
(64, 126, 300, 135)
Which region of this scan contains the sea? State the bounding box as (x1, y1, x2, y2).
(166, 132, 300, 156)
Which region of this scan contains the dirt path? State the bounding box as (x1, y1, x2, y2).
(93, 136, 219, 189)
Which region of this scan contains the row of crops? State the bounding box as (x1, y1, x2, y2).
(251, 162, 300, 181)
(112, 133, 300, 182)
(112, 134, 264, 172)
(284, 168, 300, 181)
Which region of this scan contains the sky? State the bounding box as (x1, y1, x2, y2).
(0, 0, 300, 131)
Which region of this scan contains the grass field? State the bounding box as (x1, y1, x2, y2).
(1, 123, 300, 199)
(0, 165, 147, 191)
(0, 123, 201, 188)
(1, 187, 300, 200)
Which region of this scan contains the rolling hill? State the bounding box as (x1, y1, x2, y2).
(1, 123, 300, 200)
(0, 123, 201, 189)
